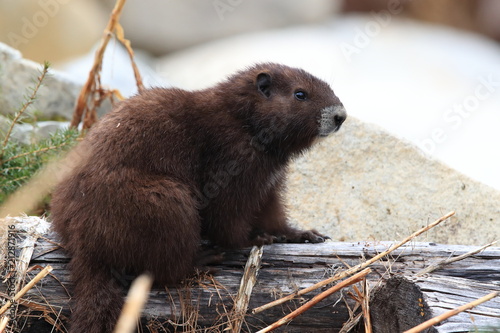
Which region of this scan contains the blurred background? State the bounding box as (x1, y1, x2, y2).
(1, 0, 499, 191)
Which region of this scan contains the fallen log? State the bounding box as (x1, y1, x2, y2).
(1, 216, 499, 332)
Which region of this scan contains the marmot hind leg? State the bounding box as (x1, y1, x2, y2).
(117, 176, 203, 285)
(63, 176, 202, 332)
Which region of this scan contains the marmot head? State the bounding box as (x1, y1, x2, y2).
(227, 63, 346, 155)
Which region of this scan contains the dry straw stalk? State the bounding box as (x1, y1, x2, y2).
(252, 211, 456, 314)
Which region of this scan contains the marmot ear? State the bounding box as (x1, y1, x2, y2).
(256, 72, 272, 98)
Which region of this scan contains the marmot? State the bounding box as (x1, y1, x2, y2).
(50, 63, 346, 332)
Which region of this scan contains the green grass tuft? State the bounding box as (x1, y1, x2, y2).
(0, 62, 79, 206)
(0, 127, 79, 204)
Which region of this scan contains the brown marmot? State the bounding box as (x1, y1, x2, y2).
(50, 63, 346, 332)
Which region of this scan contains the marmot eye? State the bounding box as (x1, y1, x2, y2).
(294, 91, 308, 101)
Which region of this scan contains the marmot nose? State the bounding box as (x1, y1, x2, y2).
(333, 107, 347, 128)
(319, 105, 347, 136)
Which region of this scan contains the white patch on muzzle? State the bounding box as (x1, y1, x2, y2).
(319, 105, 347, 137)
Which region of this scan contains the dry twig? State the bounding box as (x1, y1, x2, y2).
(2, 141, 74, 165)
(339, 312, 363, 333)
(71, 0, 144, 130)
(415, 240, 498, 276)
(256, 268, 372, 333)
(115, 23, 144, 92)
(0, 316, 8, 332)
(349, 280, 372, 333)
(403, 291, 499, 333)
(228, 246, 263, 333)
(0, 265, 53, 332)
(1, 63, 49, 152)
(114, 274, 153, 333)
(0, 266, 53, 316)
(8, 295, 68, 332)
(252, 211, 455, 314)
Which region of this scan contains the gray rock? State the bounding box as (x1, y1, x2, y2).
(0, 42, 80, 120)
(11, 121, 69, 145)
(0, 114, 70, 145)
(286, 116, 500, 245)
(0, 114, 10, 140)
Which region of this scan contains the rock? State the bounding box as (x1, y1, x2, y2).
(286, 116, 500, 245)
(0, 116, 70, 145)
(0, 115, 11, 140)
(0, 42, 80, 121)
(0, 114, 69, 145)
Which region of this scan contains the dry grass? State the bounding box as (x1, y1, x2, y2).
(403, 292, 500, 333)
(71, 0, 144, 130)
(252, 211, 456, 315)
(2, 211, 499, 332)
(114, 274, 153, 333)
(257, 268, 371, 333)
(0, 265, 54, 332)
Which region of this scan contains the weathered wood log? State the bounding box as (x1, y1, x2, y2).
(2, 217, 500, 333)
